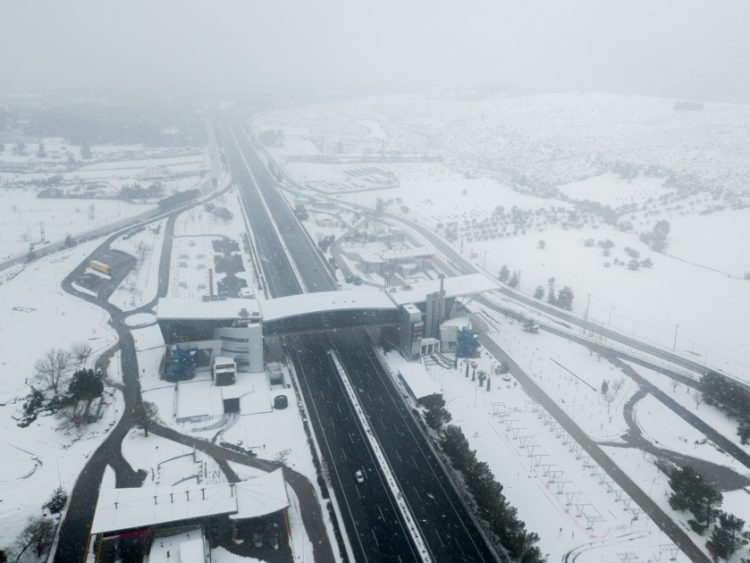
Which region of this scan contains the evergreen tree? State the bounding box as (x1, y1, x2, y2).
(133, 401, 159, 437)
(507, 271, 520, 289)
(43, 487, 68, 515)
(556, 286, 575, 311)
(669, 466, 723, 527)
(547, 288, 556, 305)
(640, 219, 671, 252)
(707, 512, 749, 560)
(440, 424, 543, 561)
(420, 394, 452, 430)
(546, 277, 556, 304)
(67, 368, 103, 423)
(498, 264, 510, 283)
(533, 285, 544, 299)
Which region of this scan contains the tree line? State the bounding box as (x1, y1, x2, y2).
(419, 393, 543, 561)
(668, 465, 749, 560)
(0, 487, 68, 562)
(498, 265, 575, 311)
(700, 371, 750, 444)
(441, 425, 543, 562)
(20, 344, 105, 428)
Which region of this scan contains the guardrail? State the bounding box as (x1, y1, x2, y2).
(327, 349, 433, 563)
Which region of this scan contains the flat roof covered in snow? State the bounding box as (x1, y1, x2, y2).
(231, 468, 289, 520)
(158, 291, 401, 323)
(398, 361, 441, 400)
(91, 481, 237, 535)
(91, 469, 289, 535)
(156, 297, 261, 321)
(386, 273, 499, 306)
(259, 289, 397, 322)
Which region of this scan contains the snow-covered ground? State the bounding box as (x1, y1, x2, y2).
(0, 188, 153, 261)
(121, 429, 227, 487)
(558, 173, 670, 207)
(255, 92, 750, 194)
(475, 311, 637, 441)
(668, 207, 750, 277)
(624, 360, 750, 460)
(632, 394, 749, 475)
(471, 224, 750, 378)
(260, 92, 750, 380)
(0, 139, 209, 261)
(109, 220, 166, 310)
(171, 187, 258, 299)
(0, 238, 124, 544)
(381, 345, 689, 562)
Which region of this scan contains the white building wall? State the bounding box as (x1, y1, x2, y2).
(214, 323, 264, 373)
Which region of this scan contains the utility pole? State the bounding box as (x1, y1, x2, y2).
(672, 324, 679, 352)
(583, 293, 591, 335)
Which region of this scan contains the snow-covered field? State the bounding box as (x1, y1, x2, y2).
(472, 224, 750, 377)
(0, 139, 209, 261)
(261, 92, 750, 380)
(0, 189, 153, 261)
(382, 345, 689, 562)
(256, 92, 750, 195)
(121, 429, 227, 487)
(0, 238, 123, 544)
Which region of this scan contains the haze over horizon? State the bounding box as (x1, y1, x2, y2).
(2, 0, 749, 103)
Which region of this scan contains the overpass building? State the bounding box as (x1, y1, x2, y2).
(155, 273, 498, 370)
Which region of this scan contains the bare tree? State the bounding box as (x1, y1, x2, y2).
(71, 342, 93, 367)
(13, 516, 55, 562)
(136, 241, 148, 266)
(33, 349, 71, 396)
(133, 401, 159, 437)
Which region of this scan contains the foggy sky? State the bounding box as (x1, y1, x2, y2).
(2, 0, 749, 102)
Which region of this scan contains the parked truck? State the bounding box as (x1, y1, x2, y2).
(89, 259, 111, 276)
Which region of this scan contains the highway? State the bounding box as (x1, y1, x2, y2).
(290, 334, 421, 562)
(221, 117, 501, 562)
(220, 118, 422, 561)
(332, 331, 499, 562)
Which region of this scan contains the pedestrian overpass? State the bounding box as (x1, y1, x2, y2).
(156, 273, 499, 339)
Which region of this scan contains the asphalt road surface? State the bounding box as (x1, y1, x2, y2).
(474, 296, 750, 475)
(332, 330, 500, 562)
(289, 333, 421, 563)
(221, 118, 422, 560)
